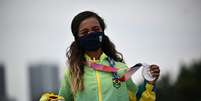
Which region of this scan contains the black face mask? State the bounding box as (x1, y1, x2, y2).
(78, 32, 104, 51)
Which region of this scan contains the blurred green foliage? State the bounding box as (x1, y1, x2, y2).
(156, 59, 201, 101)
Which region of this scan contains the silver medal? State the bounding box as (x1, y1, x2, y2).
(141, 63, 156, 82)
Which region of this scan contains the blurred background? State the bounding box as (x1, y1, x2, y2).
(0, 0, 201, 101)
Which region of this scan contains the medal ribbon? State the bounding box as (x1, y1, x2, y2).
(85, 61, 143, 82)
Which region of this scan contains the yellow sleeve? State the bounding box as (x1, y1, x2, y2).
(39, 93, 64, 101)
(128, 90, 137, 101)
(139, 83, 156, 101)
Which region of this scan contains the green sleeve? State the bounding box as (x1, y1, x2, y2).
(126, 79, 138, 101)
(126, 78, 137, 93)
(59, 70, 74, 101)
(116, 62, 138, 93)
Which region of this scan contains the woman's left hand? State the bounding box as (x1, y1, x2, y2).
(148, 64, 160, 84)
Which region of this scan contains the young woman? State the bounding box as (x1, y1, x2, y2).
(59, 11, 160, 101)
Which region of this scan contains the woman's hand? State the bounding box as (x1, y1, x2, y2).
(148, 64, 160, 84)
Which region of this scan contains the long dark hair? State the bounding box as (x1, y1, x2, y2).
(66, 11, 124, 94)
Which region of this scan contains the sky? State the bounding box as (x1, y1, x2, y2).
(0, 0, 201, 101)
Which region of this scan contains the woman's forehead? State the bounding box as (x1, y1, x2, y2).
(79, 17, 101, 30)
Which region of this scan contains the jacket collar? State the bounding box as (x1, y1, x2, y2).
(84, 52, 108, 62)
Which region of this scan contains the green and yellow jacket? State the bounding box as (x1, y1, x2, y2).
(59, 53, 156, 101)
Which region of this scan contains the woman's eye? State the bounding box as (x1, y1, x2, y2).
(92, 27, 100, 32)
(82, 31, 88, 35)
(79, 31, 88, 37)
(94, 29, 100, 32)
